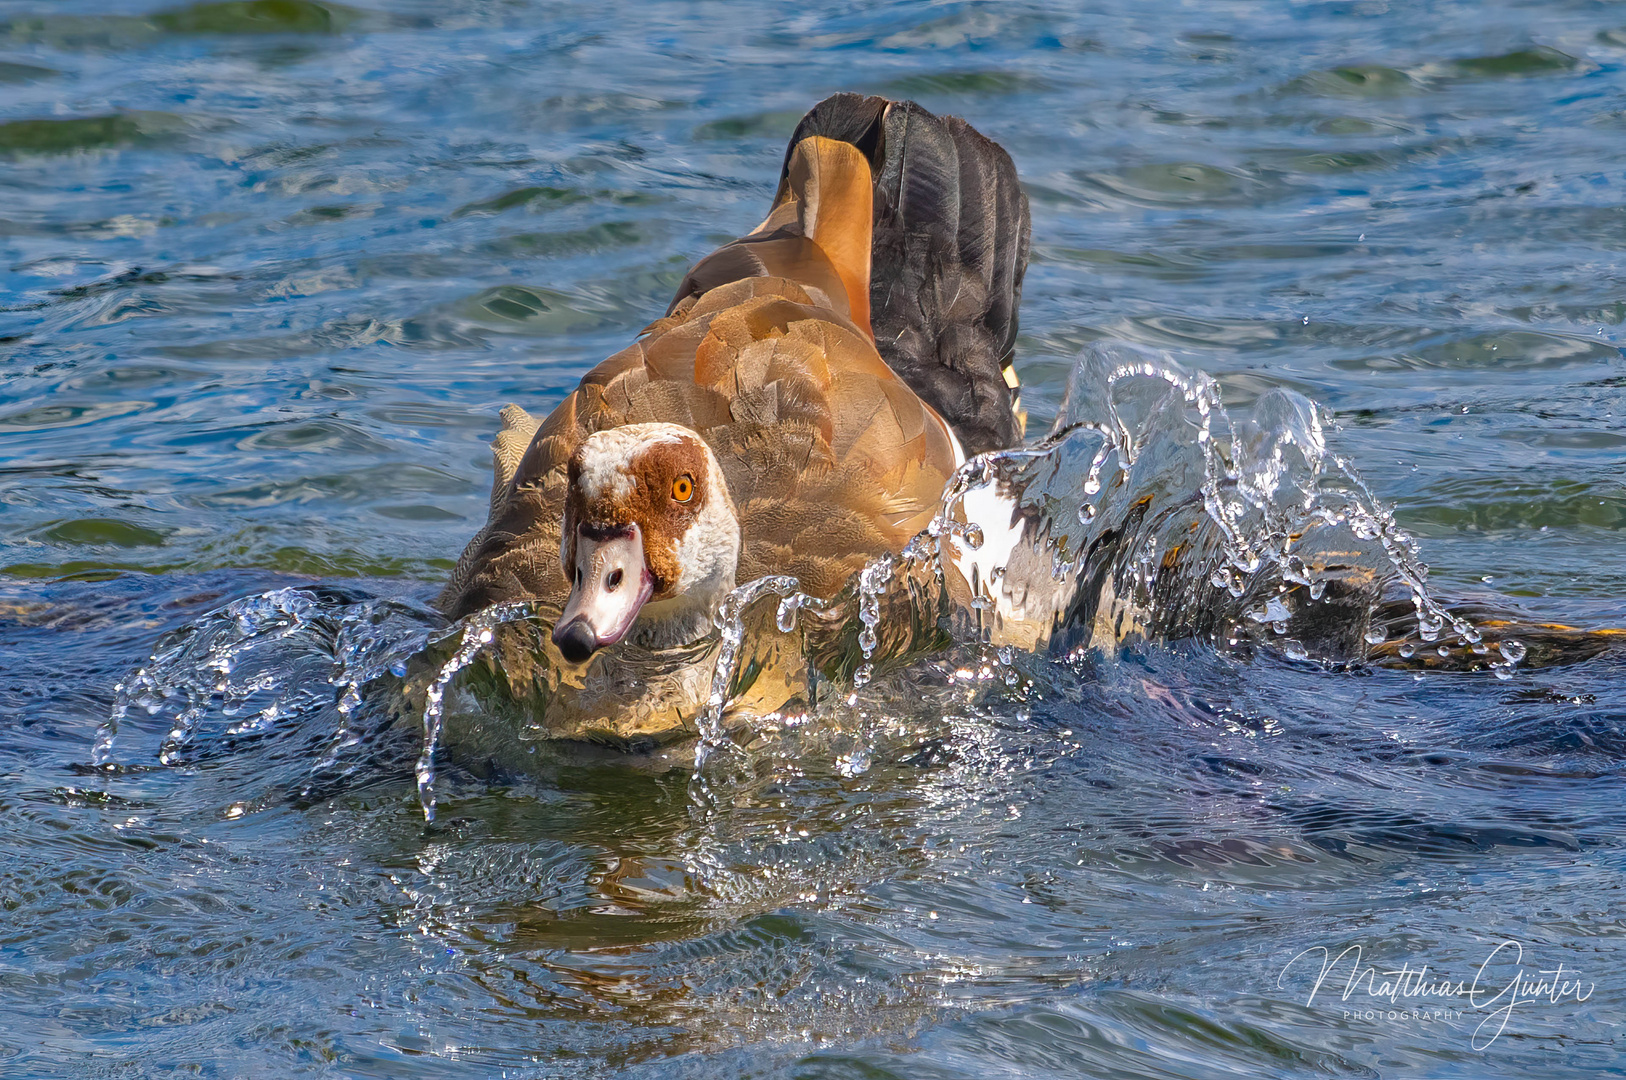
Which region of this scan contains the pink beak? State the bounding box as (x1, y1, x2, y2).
(552, 523, 654, 663)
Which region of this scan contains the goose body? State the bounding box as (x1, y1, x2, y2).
(436, 96, 1031, 745)
(444, 134, 963, 630)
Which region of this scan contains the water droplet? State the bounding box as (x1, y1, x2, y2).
(1498, 639, 1526, 664)
(1283, 639, 1309, 661)
(1363, 627, 1387, 645)
(835, 750, 870, 778)
(854, 559, 892, 659)
(1399, 643, 1416, 659)
(775, 593, 803, 633)
(1247, 597, 1292, 625)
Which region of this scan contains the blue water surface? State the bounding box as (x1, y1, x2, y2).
(2, 1, 1625, 1077)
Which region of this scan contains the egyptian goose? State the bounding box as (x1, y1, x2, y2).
(435, 96, 1030, 740)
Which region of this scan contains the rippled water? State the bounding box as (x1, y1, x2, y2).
(4, 1, 1625, 1076)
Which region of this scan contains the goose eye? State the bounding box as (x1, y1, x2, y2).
(671, 474, 694, 503)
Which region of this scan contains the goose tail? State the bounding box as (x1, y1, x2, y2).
(779, 93, 1031, 457)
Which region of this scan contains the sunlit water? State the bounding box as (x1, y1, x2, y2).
(3, 2, 1625, 1077)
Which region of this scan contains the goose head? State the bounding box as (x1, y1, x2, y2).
(552, 422, 740, 663)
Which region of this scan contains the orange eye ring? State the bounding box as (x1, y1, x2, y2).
(671, 474, 694, 503)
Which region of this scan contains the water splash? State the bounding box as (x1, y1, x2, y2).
(934, 341, 1515, 671)
(672, 342, 1528, 788)
(775, 593, 803, 633)
(98, 345, 1536, 808)
(313, 597, 454, 778)
(852, 555, 896, 687)
(693, 576, 802, 773)
(96, 589, 316, 767)
(95, 587, 442, 775)
(415, 600, 541, 822)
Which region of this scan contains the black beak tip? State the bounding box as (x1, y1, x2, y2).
(552, 619, 597, 664)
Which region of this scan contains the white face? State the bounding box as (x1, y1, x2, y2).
(572, 424, 683, 505)
(552, 423, 740, 663)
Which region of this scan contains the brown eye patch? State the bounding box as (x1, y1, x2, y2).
(671, 474, 694, 502)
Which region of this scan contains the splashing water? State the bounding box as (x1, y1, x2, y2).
(933, 341, 1516, 669)
(471, 343, 1530, 791)
(692, 575, 803, 773)
(94, 587, 443, 775)
(414, 600, 543, 822)
(686, 342, 1515, 700)
(98, 345, 1532, 815)
(96, 589, 317, 768)
(669, 342, 1519, 798)
(852, 555, 897, 687)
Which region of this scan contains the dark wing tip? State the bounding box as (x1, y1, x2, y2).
(786, 94, 1032, 456)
